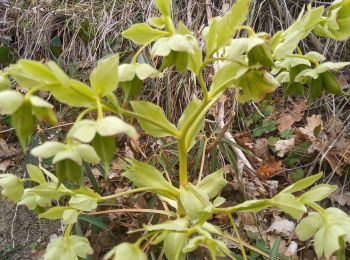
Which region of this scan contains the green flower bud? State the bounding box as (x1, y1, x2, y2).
(44, 235, 93, 260)
(105, 242, 147, 260)
(0, 174, 24, 202)
(235, 69, 279, 103)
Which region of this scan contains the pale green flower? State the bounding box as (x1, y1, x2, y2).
(44, 235, 93, 260)
(0, 174, 24, 202)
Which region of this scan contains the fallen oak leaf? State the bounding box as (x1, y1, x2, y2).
(330, 190, 350, 206)
(257, 160, 283, 180)
(275, 138, 295, 157)
(277, 114, 295, 132)
(268, 216, 295, 237)
(298, 114, 323, 141)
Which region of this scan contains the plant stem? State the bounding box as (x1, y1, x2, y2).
(228, 213, 247, 260)
(95, 96, 103, 120)
(88, 208, 176, 217)
(64, 224, 73, 237)
(238, 25, 256, 37)
(24, 86, 43, 99)
(99, 187, 159, 201)
(165, 17, 176, 34)
(178, 139, 188, 186)
(197, 72, 209, 101)
(307, 202, 329, 225)
(221, 232, 270, 258)
(76, 107, 96, 122)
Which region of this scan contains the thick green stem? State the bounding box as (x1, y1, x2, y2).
(95, 96, 103, 120)
(178, 139, 188, 186)
(197, 73, 209, 101)
(99, 187, 159, 201)
(76, 107, 96, 122)
(307, 202, 329, 225)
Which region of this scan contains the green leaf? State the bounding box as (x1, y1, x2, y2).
(105, 242, 147, 260)
(39, 206, 69, 220)
(49, 79, 96, 107)
(270, 238, 281, 260)
(8, 60, 58, 89)
(314, 0, 350, 41)
(29, 182, 72, 198)
(0, 90, 24, 115)
(227, 199, 272, 213)
(31, 141, 66, 158)
(148, 17, 167, 28)
(79, 214, 108, 230)
(131, 101, 178, 138)
(281, 172, 323, 193)
(235, 70, 279, 103)
(179, 183, 211, 220)
(252, 119, 278, 138)
(164, 231, 188, 260)
(55, 159, 82, 184)
(26, 164, 46, 184)
(298, 184, 337, 203)
(121, 77, 144, 98)
(90, 54, 119, 97)
(92, 134, 115, 175)
(295, 213, 322, 241)
(122, 23, 167, 45)
(69, 194, 98, 211)
(273, 6, 324, 59)
(271, 193, 306, 219)
(11, 100, 35, 149)
(210, 62, 249, 93)
(198, 169, 227, 199)
(122, 159, 178, 199)
(208, 0, 250, 54)
(178, 98, 205, 151)
(143, 217, 189, 232)
(155, 0, 171, 16)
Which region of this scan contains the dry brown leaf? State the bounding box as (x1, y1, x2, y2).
(277, 114, 295, 132)
(275, 138, 295, 157)
(0, 138, 17, 172)
(330, 190, 350, 206)
(290, 99, 306, 122)
(298, 114, 323, 140)
(253, 138, 269, 160)
(268, 216, 295, 237)
(257, 161, 283, 180)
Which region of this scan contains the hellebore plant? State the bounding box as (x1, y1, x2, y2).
(1, 0, 350, 259)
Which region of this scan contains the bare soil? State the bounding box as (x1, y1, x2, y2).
(0, 199, 60, 260)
